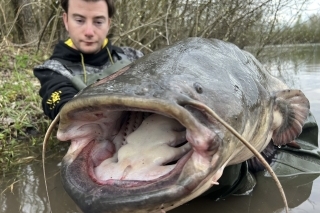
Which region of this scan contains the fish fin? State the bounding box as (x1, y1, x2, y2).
(286, 140, 301, 149)
(272, 89, 310, 146)
(247, 139, 302, 173)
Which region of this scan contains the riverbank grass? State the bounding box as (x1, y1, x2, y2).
(0, 45, 60, 174)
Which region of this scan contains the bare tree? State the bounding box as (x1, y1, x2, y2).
(110, 0, 312, 55)
(0, 0, 64, 51)
(0, 0, 317, 57)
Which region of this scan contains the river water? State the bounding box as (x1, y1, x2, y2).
(1, 44, 319, 213)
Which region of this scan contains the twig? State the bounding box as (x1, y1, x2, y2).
(45, 6, 62, 55)
(165, 1, 172, 45)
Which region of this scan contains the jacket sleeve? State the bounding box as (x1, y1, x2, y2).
(33, 68, 78, 120)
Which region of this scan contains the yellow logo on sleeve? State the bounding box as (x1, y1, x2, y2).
(47, 91, 62, 109)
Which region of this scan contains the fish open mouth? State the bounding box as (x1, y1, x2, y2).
(57, 95, 223, 213)
(75, 111, 193, 186)
(58, 95, 221, 187)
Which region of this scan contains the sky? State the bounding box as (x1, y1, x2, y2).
(304, 0, 320, 17)
(278, 0, 320, 22)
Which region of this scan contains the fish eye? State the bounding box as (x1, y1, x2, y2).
(193, 82, 203, 94)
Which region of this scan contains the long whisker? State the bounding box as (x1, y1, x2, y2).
(42, 112, 60, 213)
(187, 100, 289, 213)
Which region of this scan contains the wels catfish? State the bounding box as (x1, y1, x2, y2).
(53, 38, 309, 213)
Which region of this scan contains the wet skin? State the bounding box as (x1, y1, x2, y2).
(57, 38, 310, 213)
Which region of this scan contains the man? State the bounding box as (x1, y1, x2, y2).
(34, 0, 143, 120)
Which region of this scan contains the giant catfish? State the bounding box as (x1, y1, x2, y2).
(54, 38, 310, 213)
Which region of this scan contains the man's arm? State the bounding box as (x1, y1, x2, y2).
(34, 69, 78, 120)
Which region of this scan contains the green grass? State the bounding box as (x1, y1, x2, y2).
(0, 46, 62, 174)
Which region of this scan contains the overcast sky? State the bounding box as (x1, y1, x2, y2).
(278, 0, 320, 22)
(305, 0, 320, 16)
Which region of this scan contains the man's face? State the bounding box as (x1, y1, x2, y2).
(63, 0, 111, 54)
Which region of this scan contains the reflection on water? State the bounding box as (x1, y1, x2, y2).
(261, 44, 320, 142)
(1, 159, 79, 213)
(1, 45, 320, 213)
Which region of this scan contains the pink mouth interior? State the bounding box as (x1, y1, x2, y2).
(63, 112, 192, 184)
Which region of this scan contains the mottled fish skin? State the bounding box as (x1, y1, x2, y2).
(57, 38, 310, 213)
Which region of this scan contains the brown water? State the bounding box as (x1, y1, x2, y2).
(1, 45, 320, 213)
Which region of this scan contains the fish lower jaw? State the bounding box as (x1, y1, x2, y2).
(87, 147, 193, 187)
(160, 165, 226, 213)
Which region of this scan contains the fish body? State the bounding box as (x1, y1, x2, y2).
(57, 38, 309, 213)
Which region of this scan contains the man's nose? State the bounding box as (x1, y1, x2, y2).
(84, 23, 94, 37)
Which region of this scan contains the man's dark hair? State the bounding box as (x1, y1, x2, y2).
(61, 0, 115, 18)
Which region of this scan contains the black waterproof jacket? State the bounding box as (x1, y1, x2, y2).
(34, 40, 143, 119)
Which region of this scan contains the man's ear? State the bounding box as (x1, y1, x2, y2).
(62, 12, 69, 32)
(107, 18, 111, 29)
(106, 18, 111, 33)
